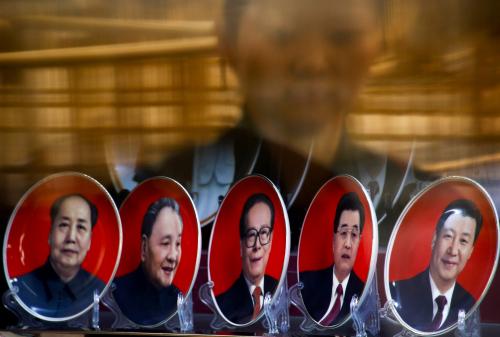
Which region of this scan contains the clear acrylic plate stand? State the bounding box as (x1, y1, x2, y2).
(101, 283, 193, 332)
(455, 308, 481, 337)
(290, 275, 380, 336)
(380, 299, 417, 337)
(199, 280, 283, 332)
(2, 286, 100, 330)
(381, 299, 481, 337)
(262, 280, 290, 335)
(351, 275, 381, 337)
(289, 281, 327, 333)
(198, 281, 234, 330)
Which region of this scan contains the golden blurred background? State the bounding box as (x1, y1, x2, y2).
(0, 0, 499, 207)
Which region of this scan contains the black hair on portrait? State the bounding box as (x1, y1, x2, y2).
(239, 193, 275, 238)
(142, 197, 181, 238)
(333, 192, 365, 234)
(50, 194, 98, 228)
(435, 199, 483, 244)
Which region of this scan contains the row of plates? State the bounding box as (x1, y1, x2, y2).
(2, 172, 498, 335)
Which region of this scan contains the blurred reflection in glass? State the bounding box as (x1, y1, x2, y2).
(214, 0, 423, 248)
(220, 0, 382, 166)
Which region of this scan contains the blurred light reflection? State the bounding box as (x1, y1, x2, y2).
(0, 0, 498, 207)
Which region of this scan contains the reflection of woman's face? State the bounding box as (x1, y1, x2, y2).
(232, 0, 380, 138)
(142, 207, 183, 288)
(49, 196, 92, 280)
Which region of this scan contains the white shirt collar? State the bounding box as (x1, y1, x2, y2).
(319, 267, 350, 322)
(244, 275, 265, 309)
(429, 271, 455, 329)
(332, 268, 350, 300)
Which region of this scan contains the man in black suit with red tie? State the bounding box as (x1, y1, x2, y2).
(216, 193, 279, 324)
(390, 199, 480, 332)
(300, 192, 365, 326)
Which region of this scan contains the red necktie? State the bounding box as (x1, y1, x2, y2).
(430, 295, 447, 331)
(320, 284, 343, 326)
(252, 286, 262, 319)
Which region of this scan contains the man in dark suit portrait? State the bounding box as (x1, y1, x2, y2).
(16, 194, 105, 318)
(216, 193, 278, 323)
(300, 192, 365, 326)
(114, 198, 182, 326)
(390, 199, 482, 332)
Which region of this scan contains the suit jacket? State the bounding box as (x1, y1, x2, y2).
(389, 269, 475, 332)
(16, 260, 105, 318)
(113, 266, 180, 326)
(215, 273, 278, 324)
(300, 265, 365, 325)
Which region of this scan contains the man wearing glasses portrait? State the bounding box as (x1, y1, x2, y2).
(300, 192, 365, 326)
(216, 193, 278, 323)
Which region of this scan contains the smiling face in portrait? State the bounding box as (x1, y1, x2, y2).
(241, 202, 274, 285)
(333, 210, 361, 282)
(49, 196, 92, 280)
(430, 213, 476, 292)
(227, 0, 380, 138)
(142, 207, 183, 288)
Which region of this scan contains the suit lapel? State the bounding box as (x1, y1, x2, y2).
(264, 274, 279, 297)
(338, 272, 365, 322)
(339, 273, 356, 319)
(411, 271, 434, 329)
(443, 284, 465, 328)
(236, 273, 254, 320)
(420, 271, 435, 326)
(323, 266, 335, 318)
(312, 266, 334, 322)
